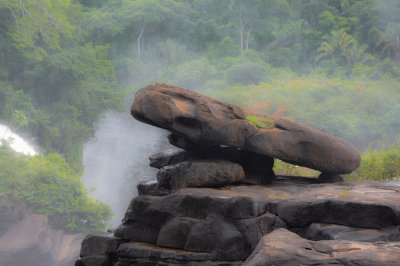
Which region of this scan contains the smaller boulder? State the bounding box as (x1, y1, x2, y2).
(149, 148, 192, 169)
(157, 160, 245, 190)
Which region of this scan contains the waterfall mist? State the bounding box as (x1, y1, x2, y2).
(82, 111, 169, 227)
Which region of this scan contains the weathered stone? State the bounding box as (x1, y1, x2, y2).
(165, 134, 276, 183)
(137, 180, 169, 196)
(80, 233, 122, 257)
(234, 212, 287, 250)
(122, 180, 400, 234)
(244, 228, 400, 266)
(114, 196, 171, 242)
(156, 217, 198, 249)
(149, 148, 192, 169)
(318, 172, 344, 183)
(75, 255, 110, 266)
(305, 223, 400, 242)
(157, 160, 245, 189)
(131, 83, 360, 174)
(116, 242, 243, 265)
(184, 213, 249, 260)
(117, 242, 212, 261)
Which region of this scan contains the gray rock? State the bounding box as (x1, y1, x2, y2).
(78, 180, 400, 265)
(244, 228, 400, 266)
(116, 241, 243, 265)
(137, 180, 169, 196)
(75, 255, 110, 266)
(318, 172, 344, 183)
(234, 212, 287, 250)
(117, 242, 212, 261)
(184, 213, 249, 260)
(305, 223, 400, 242)
(157, 160, 245, 189)
(157, 217, 198, 249)
(80, 233, 122, 257)
(159, 136, 276, 183)
(149, 148, 192, 169)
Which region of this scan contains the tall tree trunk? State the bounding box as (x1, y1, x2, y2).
(245, 23, 252, 50)
(137, 22, 145, 61)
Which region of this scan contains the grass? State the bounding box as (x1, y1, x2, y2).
(245, 114, 275, 129)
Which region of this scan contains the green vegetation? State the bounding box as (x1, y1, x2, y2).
(210, 78, 400, 149)
(245, 115, 275, 129)
(0, 145, 112, 233)
(274, 159, 319, 177)
(1, 0, 400, 233)
(346, 147, 400, 181)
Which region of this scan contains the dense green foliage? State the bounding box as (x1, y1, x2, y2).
(0, 144, 112, 233)
(209, 78, 400, 149)
(1, 0, 400, 232)
(0, 0, 123, 170)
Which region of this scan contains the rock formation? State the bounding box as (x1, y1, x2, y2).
(77, 84, 400, 265)
(132, 83, 360, 175)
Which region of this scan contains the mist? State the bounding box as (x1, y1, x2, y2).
(82, 111, 168, 227)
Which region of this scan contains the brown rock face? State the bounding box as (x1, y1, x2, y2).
(131, 83, 360, 174)
(244, 228, 400, 266)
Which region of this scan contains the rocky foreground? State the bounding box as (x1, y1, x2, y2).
(77, 179, 400, 265)
(77, 84, 399, 265)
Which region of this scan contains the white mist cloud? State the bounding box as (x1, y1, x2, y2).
(82, 111, 169, 227)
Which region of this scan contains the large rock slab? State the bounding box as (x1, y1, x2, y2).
(131, 83, 360, 174)
(77, 180, 400, 265)
(116, 242, 243, 265)
(244, 228, 400, 266)
(304, 223, 400, 242)
(113, 180, 400, 264)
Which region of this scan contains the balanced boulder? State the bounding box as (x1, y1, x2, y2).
(131, 83, 360, 174)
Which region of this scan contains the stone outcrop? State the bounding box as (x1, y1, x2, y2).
(0, 214, 83, 266)
(76, 83, 399, 265)
(131, 83, 360, 174)
(78, 179, 400, 265)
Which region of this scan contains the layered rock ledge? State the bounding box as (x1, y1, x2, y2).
(77, 178, 400, 265)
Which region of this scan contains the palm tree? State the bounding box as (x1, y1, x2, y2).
(316, 28, 356, 65)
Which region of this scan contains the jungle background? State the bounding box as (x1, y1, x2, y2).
(0, 0, 400, 234)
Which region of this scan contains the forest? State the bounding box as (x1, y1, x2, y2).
(0, 0, 400, 233)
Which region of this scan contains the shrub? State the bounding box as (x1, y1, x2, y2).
(226, 62, 267, 85)
(0, 145, 112, 233)
(346, 147, 400, 181)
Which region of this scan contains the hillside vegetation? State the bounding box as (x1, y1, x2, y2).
(0, 0, 399, 233)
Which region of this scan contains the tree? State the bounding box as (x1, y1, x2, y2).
(316, 28, 356, 65)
